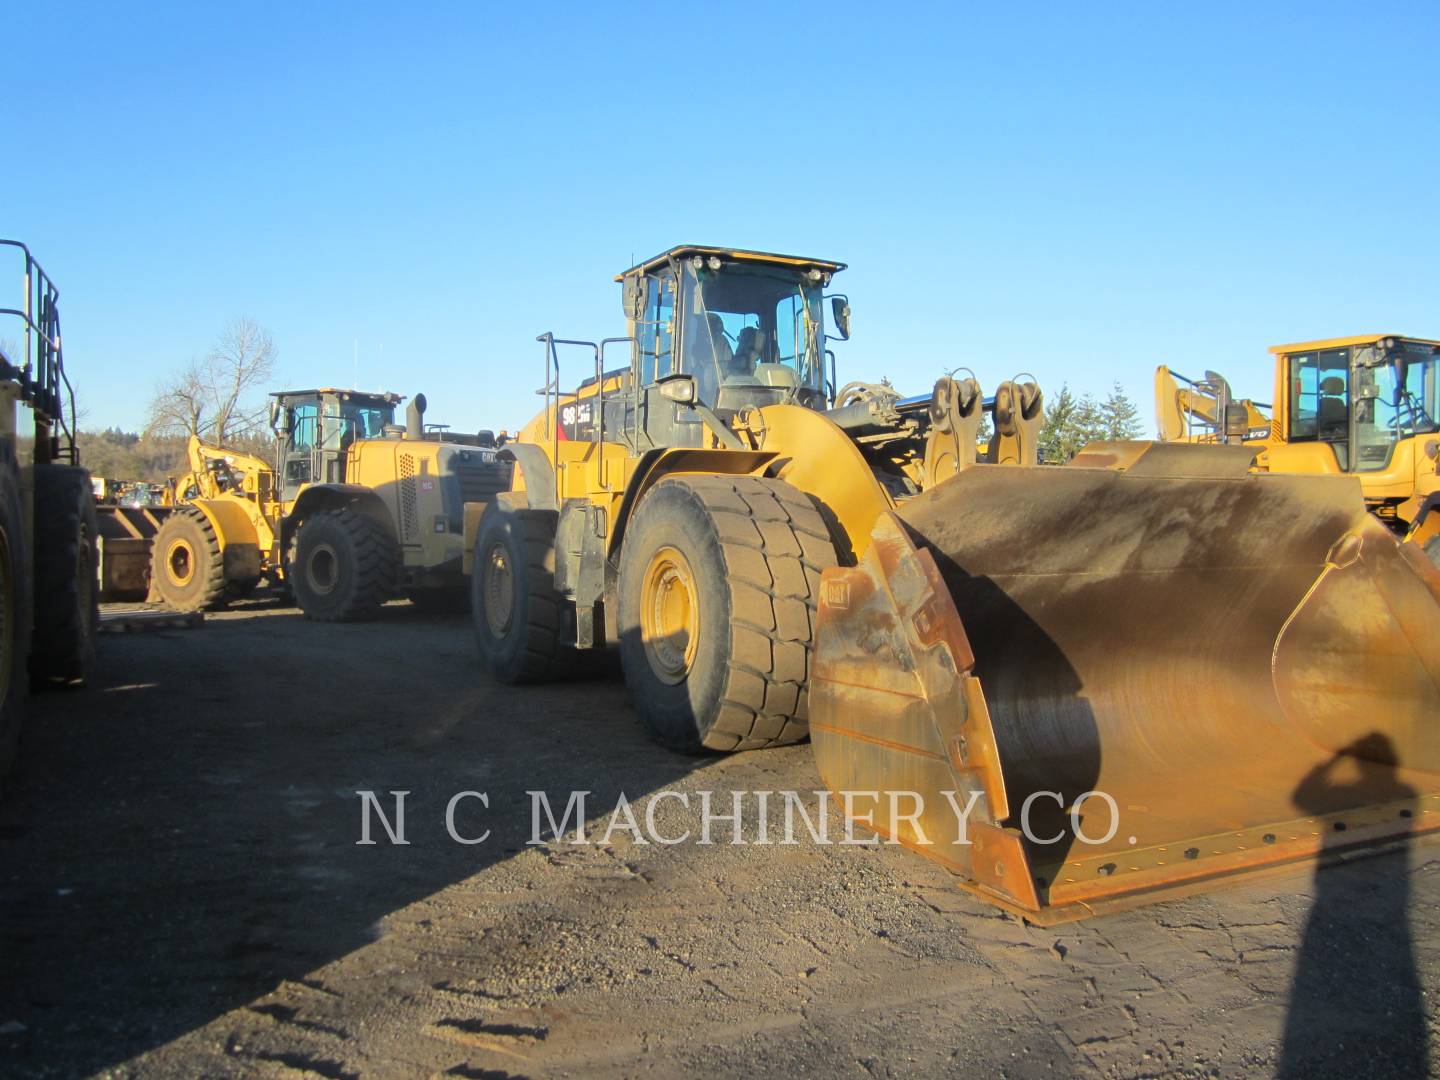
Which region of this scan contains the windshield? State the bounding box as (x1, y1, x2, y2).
(318, 398, 395, 449)
(1355, 339, 1440, 471)
(678, 261, 826, 406)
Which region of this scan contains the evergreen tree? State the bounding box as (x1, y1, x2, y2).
(1100, 381, 1143, 440)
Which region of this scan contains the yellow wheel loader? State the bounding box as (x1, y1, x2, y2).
(470, 247, 1440, 921)
(1156, 334, 1440, 564)
(149, 389, 510, 620)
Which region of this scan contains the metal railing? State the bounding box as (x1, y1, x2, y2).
(535, 332, 637, 499)
(0, 239, 78, 463)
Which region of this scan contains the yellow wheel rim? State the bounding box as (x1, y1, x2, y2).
(641, 545, 699, 685)
(166, 539, 195, 586)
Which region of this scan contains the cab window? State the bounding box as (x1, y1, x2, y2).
(290, 403, 318, 452)
(636, 273, 676, 386)
(1289, 348, 1350, 441)
(1355, 340, 1440, 471)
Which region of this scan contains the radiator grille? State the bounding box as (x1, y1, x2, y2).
(399, 453, 418, 539)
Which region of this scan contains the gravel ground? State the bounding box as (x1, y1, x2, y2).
(0, 598, 1436, 1078)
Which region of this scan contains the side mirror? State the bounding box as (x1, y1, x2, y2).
(829, 296, 851, 341)
(268, 400, 282, 433)
(622, 275, 645, 321)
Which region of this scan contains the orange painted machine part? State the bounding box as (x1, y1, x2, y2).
(810, 450, 1440, 922)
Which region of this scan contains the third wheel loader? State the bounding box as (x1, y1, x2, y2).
(470, 246, 1440, 921)
(151, 389, 510, 619)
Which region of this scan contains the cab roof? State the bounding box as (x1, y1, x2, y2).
(269, 388, 404, 404)
(615, 245, 846, 281)
(1269, 334, 1440, 354)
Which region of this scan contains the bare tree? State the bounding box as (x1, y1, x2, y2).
(147, 359, 208, 439)
(147, 317, 277, 444)
(205, 317, 276, 442)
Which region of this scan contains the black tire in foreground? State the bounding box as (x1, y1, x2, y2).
(290, 508, 398, 622)
(616, 475, 838, 753)
(472, 503, 591, 683)
(153, 508, 227, 612)
(0, 460, 28, 796)
(31, 464, 99, 684)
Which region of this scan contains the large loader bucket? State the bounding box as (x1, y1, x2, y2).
(95, 505, 173, 601)
(810, 442, 1440, 923)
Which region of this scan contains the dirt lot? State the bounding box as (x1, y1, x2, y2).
(1, 598, 1436, 1078)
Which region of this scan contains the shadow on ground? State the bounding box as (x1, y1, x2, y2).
(1278, 734, 1428, 1078)
(0, 599, 701, 1077)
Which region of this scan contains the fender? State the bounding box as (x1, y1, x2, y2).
(285, 483, 396, 551)
(607, 446, 777, 560)
(189, 495, 262, 550)
(188, 495, 264, 584)
(500, 444, 557, 512)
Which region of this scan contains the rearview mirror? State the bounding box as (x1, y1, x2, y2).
(829, 296, 851, 341)
(622, 275, 645, 321)
(268, 400, 282, 433)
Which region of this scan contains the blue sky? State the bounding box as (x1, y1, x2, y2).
(4, 2, 1437, 435)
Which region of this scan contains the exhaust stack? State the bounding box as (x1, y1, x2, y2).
(406, 393, 427, 440)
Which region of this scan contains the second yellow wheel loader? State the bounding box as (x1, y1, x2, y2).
(150, 389, 510, 619)
(1156, 334, 1440, 565)
(471, 246, 1440, 921)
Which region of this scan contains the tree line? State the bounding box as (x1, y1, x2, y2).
(1038, 381, 1145, 462)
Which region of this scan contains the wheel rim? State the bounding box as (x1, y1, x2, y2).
(307, 543, 339, 595)
(166, 539, 195, 586)
(641, 545, 699, 685)
(483, 542, 515, 637)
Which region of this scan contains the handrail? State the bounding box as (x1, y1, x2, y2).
(0, 239, 78, 463)
(535, 333, 641, 499)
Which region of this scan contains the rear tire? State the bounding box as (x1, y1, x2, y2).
(472, 503, 592, 683)
(30, 465, 99, 684)
(617, 475, 837, 753)
(153, 508, 226, 612)
(0, 462, 28, 799)
(291, 509, 397, 622)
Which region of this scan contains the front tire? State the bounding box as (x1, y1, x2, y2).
(0, 461, 28, 798)
(290, 509, 398, 622)
(152, 508, 226, 612)
(31, 465, 99, 684)
(471, 503, 587, 683)
(1425, 534, 1440, 571)
(617, 475, 837, 753)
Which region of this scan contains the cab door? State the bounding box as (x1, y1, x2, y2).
(280, 401, 319, 501)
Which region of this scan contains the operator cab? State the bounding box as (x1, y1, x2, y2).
(618, 246, 850, 449)
(270, 388, 402, 500)
(1278, 336, 1440, 472)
